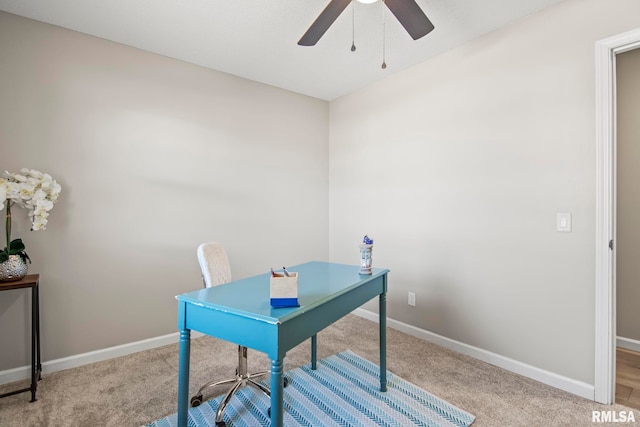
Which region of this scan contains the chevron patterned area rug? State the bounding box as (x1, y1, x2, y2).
(146, 350, 475, 427)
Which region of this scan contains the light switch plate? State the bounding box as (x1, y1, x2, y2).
(557, 212, 572, 232)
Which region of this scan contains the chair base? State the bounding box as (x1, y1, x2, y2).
(190, 345, 270, 425)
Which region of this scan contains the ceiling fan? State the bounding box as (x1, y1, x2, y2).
(298, 0, 435, 46)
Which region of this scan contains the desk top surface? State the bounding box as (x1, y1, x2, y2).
(176, 261, 388, 324)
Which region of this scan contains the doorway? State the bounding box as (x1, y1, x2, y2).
(594, 28, 640, 405)
(614, 47, 640, 410)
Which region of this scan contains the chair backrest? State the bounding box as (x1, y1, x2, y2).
(196, 242, 232, 288)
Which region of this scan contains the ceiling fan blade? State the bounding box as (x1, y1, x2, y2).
(298, 0, 352, 46)
(384, 0, 435, 40)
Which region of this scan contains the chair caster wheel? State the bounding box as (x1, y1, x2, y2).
(190, 395, 203, 407)
(215, 422, 226, 427)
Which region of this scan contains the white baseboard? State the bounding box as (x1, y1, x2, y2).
(2, 309, 596, 402)
(617, 336, 640, 353)
(352, 308, 595, 401)
(0, 331, 203, 386)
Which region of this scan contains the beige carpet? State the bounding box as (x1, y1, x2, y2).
(0, 314, 635, 426)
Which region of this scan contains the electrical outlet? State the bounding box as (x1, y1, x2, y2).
(408, 292, 416, 307)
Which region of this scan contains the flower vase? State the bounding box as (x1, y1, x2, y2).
(359, 244, 373, 275)
(0, 254, 28, 282)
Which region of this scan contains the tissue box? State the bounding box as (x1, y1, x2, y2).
(270, 272, 299, 308)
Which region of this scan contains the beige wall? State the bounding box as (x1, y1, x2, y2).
(616, 48, 640, 342)
(3, 0, 640, 393)
(329, 0, 640, 385)
(0, 11, 329, 370)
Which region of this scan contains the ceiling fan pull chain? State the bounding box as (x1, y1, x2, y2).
(351, 0, 356, 52)
(381, 0, 387, 69)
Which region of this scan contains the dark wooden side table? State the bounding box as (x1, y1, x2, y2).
(0, 274, 41, 402)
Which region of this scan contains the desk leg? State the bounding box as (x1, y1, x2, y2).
(35, 283, 41, 381)
(270, 358, 284, 427)
(311, 334, 317, 370)
(177, 329, 191, 427)
(29, 284, 37, 402)
(379, 291, 387, 392)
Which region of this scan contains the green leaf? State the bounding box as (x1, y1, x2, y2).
(8, 238, 26, 254)
(0, 239, 30, 263)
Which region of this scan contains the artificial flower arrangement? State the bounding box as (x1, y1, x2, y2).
(0, 168, 62, 264)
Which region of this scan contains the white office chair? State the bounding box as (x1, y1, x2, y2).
(191, 242, 271, 426)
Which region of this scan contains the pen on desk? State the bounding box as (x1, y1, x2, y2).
(282, 266, 290, 277)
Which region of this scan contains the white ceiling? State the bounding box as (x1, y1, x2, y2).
(0, 0, 565, 101)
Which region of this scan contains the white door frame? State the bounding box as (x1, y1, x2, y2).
(594, 27, 640, 404)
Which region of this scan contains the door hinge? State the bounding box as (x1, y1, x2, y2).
(609, 239, 614, 250)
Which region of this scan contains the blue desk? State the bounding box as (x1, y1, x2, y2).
(176, 261, 389, 427)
